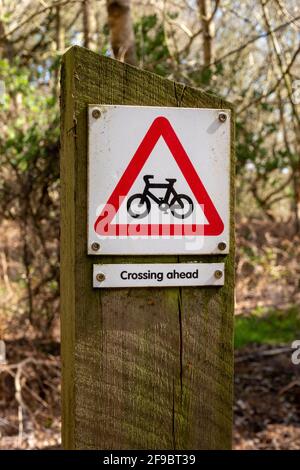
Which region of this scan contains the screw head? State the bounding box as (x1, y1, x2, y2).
(91, 242, 100, 251)
(218, 241, 227, 251)
(218, 112, 227, 123)
(96, 273, 105, 282)
(92, 108, 101, 119)
(214, 270, 223, 280)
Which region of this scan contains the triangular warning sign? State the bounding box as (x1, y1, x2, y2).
(94, 116, 224, 237)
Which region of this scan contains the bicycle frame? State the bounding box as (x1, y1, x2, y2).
(141, 181, 177, 205)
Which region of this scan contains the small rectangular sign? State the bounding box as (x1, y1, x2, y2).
(93, 263, 224, 288)
(88, 105, 230, 255)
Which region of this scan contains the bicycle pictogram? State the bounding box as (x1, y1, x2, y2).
(127, 174, 194, 220)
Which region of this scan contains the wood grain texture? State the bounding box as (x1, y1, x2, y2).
(60, 45, 235, 450)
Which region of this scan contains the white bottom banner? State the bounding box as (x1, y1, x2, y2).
(93, 263, 225, 288)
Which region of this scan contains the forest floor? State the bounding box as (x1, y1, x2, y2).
(234, 343, 300, 449)
(0, 218, 300, 449)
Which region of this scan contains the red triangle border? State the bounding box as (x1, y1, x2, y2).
(94, 116, 224, 237)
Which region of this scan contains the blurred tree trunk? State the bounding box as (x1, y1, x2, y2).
(293, 176, 300, 233)
(106, 0, 137, 65)
(0, 20, 14, 62)
(83, 0, 93, 49)
(56, 6, 65, 52)
(197, 0, 217, 66)
(54, 6, 65, 91)
(95, 8, 103, 53)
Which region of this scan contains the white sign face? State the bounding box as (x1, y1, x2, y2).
(88, 105, 230, 255)
(93, 263, 225, 288)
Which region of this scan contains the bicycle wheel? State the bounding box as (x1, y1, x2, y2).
(127, 194, 151, 219)
(170, 195, 194, 219)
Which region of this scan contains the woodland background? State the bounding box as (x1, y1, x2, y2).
(0, 0, 300, 449)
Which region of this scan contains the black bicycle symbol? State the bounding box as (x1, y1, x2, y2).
(127, 175, 194, 219)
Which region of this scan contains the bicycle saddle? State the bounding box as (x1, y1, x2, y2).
(143, 175, 154, 182)
(165, 178, 177, 183)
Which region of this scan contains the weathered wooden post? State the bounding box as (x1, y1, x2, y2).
(60, 45, 235, 450)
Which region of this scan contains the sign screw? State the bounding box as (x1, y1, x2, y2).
(214, 270, 223, 279)
(92, 108, 101, 119)
(218, 112, 227, 123)
(96, 273, 105, 282)
(91, 242, 100, 251)
(218, 241, 227, 251)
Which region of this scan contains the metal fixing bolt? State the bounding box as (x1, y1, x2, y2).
(218, 112, 227, 123)
(214, 270, 223, 280)
(91, 242, 100, 252)
(92, 108, 101, 119)
(218, 241, 227, 251)
(96, 272, 106, 282)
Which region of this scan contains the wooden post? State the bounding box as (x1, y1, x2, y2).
(60, 45, 235, 450)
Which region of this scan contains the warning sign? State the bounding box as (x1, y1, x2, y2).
(88, 105, 230, 255)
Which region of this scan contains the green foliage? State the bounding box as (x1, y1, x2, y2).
(134, 14, 171, 76)
(0, 58, 59, 174)
(187, 62, 224, 90)
(236, 118, 292, 176)
(235, 306, 300, 349)
(0, 56, 60, 330)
